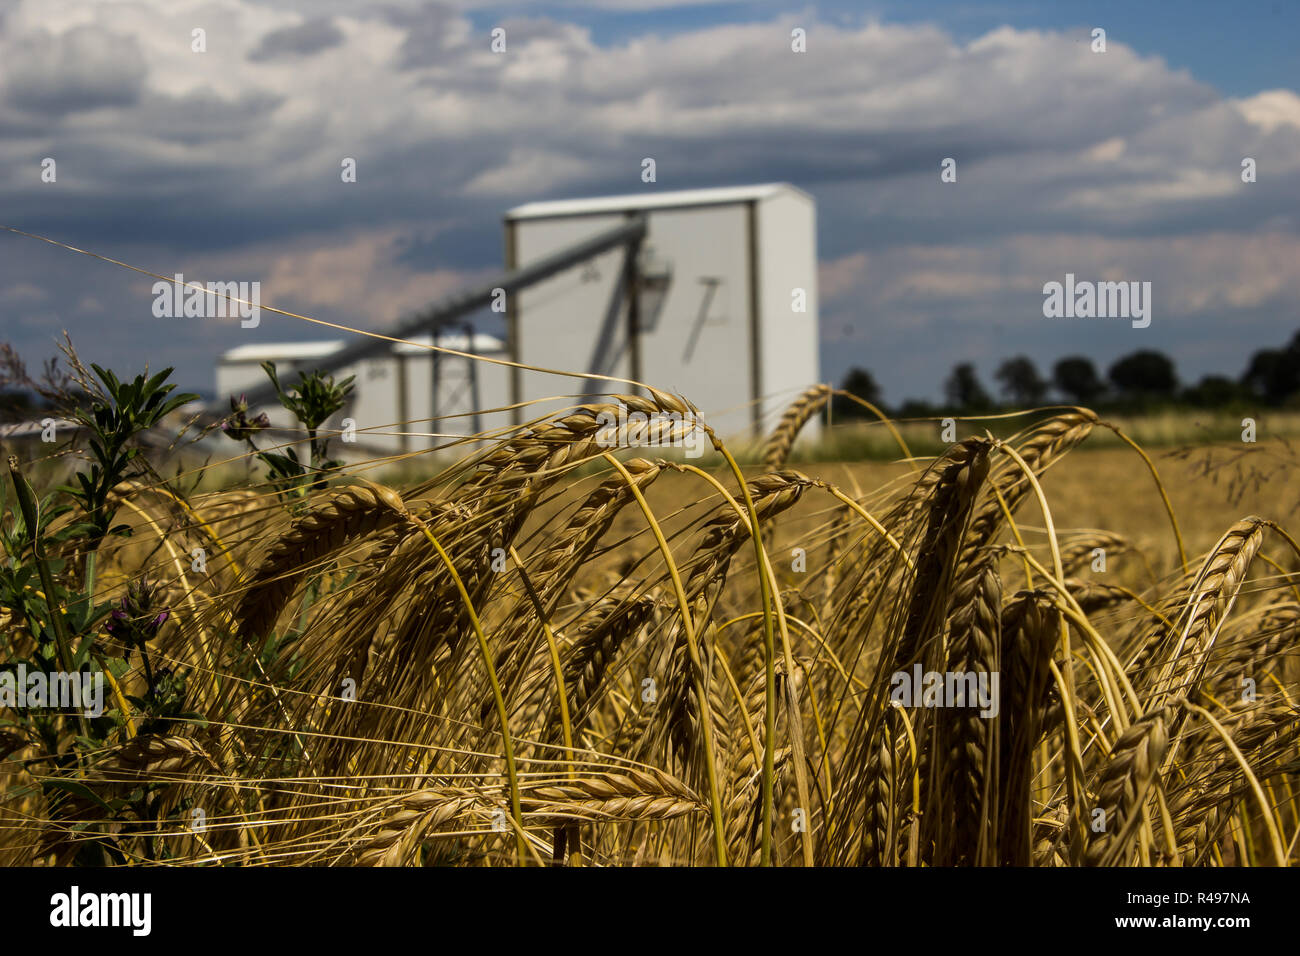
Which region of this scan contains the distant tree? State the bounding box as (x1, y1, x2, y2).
(0, 341, 77, 412)
(896, 399, 938, 419)
(1052, 356, 1105, 405)
(833, 367, 885, 418)
(1183, 375, 1248, 408)
(1244, 348, 1284, 402)
(944, 362, 992, 412)
(1108, 350, 1177, 402)
(0, 388, 38, 422)
(1242, 331, 1300, 405)
(994, 355, 1048, 407)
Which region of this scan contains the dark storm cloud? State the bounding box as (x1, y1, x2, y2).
(3, 25, 147, 116)
(248, 17, 345, 61)
(385, 2, 465, 69)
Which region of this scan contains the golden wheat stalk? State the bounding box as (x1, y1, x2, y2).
(236, 481, 408, 639)
(1083, 707, 1170, 866)
(762, 384, 831, 468)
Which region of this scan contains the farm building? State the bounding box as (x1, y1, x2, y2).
(215, 332, 510, 453)
(214, 182, 819, 452)
(505, 183, 819, 438)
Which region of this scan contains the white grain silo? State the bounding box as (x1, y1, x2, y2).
(503, 183, 819, 439)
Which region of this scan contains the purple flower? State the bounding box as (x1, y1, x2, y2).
(221, 395, 269, 441)
(104, 581, 169, 643)
(105, 607, 128, 637)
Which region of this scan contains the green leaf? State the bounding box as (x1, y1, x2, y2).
(261, 361, 285, 399)
(142, 368, 174, 398)
(91, 363, 120, 394)
(43, 778, 115, 813)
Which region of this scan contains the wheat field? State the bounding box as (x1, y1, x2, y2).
(2, 380, 1298, 867)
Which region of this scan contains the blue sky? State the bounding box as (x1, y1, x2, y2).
(1, 0, 1297, 411)
(463, 0, 1300, 96)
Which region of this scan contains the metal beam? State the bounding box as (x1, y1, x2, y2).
(505, 218, 520, 423)
(623, 211, 644, 396)
(745, 199, 763, 437)
(208, 215, 648, 416)
(463, 320, 483, 435)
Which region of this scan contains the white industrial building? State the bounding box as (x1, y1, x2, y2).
(214, 183, 820, 453)
(215, 332, 511, 453)
(505, 183, 819, 438)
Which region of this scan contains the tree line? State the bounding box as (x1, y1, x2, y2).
(835, 328, 1300, 418)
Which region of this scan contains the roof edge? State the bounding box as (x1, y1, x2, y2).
(504, 182, 809, 221)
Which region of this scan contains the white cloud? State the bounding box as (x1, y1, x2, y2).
(463, 148, 595, 196)
(196, 226, 496, 323)
(1234, 89, 1300, 133)
(1084, 137, 1126, 162)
